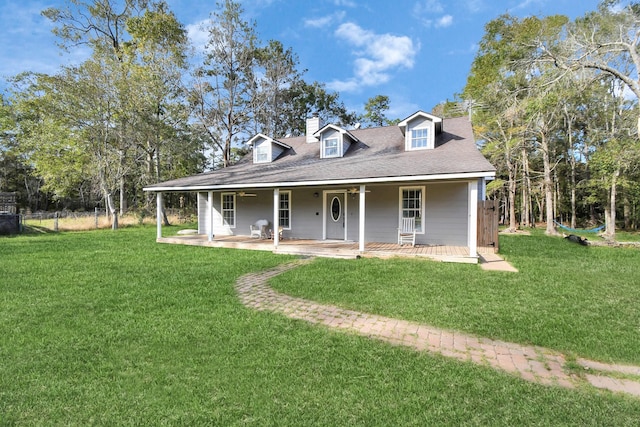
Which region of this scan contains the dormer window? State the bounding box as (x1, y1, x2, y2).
(254, 141, 269, 163)
(411, 128, 428, 149)
(398, 111, 443, 151)
(323, 137, 339, 158)
(315, 124, 359, 159)
(248, 133, 291, 164)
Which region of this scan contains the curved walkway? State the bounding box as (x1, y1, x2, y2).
(236, 259, 640, 398)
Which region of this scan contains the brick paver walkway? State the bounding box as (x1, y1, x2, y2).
(236, 260, 640, 398)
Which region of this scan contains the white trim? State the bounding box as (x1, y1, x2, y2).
(359, 185, 366, 252)
(398, 186, 426, 234)
(330, 196, 342, 222)
(398, 111, 442, 128)
(207, 191, 214, 241)
(143, 172, 496, 192)
(279, 190, 292, 230)
(253, 139, 270, 163)
(273, 188, 280, 247)
(156, 192, 162, 239)
(468, 181, 478, 258)
(322, 137, 340, 159)
(221, 192, 236, 228)
(406, 127, 429, 151)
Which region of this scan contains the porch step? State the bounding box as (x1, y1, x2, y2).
(274, 246, 359, 259)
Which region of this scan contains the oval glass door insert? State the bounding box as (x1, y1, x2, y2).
(331, 196, 341, 222)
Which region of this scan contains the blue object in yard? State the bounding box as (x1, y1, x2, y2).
(553, 220, 605, 234)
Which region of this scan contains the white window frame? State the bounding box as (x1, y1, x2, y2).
(254, 140, 270, 163)
(221, 192, 236, 228)
(405, 120, 434, 151)
(278, 190, 291, 230)
(399, 186, 425, 234)
(322, 137, 340, 158)
(410, 128, 428, 149)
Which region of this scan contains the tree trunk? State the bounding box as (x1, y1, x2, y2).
(107, 193, 118, 230)
(521, 146, 533, 228)
(540, 133, 557, 235)
(119, 176, 126, 216)
(570, 154, 577, 229)
(623, 191, 631, 230)
(605, 169, 619, 239)
(507, 157, 517, 232)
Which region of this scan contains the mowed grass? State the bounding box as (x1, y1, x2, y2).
(1, 227, 640, 425)
(272, 230, 640, 365)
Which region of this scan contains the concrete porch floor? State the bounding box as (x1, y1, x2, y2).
(158, 233, 496, 264)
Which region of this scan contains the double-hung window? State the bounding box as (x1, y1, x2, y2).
(254, 142, 269, 163)
(400, 187, 424, 232)
(323, 137, 339, 158)
(221, 193, 236, 228)
(410, 128, 428, 149)
(279, 191, 291, 229)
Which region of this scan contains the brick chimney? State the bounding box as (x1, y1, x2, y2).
(306, 113, 323, 143)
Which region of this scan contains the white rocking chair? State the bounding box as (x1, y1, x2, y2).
(250, 219, 270, 239)
(398, 217, 416, 246)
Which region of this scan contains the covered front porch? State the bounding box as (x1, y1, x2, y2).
(157, 233, 493, 264)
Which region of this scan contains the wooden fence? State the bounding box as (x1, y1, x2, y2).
(478, 199, 499, 252)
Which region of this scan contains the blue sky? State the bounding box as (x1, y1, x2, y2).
(1, 0, 601, 119)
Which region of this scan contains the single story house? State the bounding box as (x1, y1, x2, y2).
(143, 111, 496, 259)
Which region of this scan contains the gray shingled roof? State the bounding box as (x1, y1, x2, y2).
(144, 116, 495, 191)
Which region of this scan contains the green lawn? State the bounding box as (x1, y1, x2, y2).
(2, 227, 640, 425)
(272, 230, 640, 365)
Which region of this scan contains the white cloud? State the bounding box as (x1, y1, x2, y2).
(435, 15, 453, 28)
(413, 0, 454, 28)
(327, 22, 419, 92)
(333, 0, 357, 6)
(186, 19, 209, 52)
(448, 43, 478, 56)
(304, 11, 346, 29)
(464, 0, 485, 13)
(413, 0, 444, 15)
(512, 0, 545, 10)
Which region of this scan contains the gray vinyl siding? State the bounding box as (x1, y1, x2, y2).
(234, 190, 273, 235)
(197, 192, 208, 234)
(360, 182, 468, 246)
(424, 182, 468, 246)
(271, 144, 286, 161)
(285, 189, 324, 240)
(197, 182, 469, 246)
(361, 185, 399, 243)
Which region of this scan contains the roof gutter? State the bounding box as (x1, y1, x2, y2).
(143, 171, 496, 192)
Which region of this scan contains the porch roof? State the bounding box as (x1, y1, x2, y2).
(144, 116, 495, 192)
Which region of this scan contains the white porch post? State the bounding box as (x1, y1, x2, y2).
(156, 192, 162, 240)
(207, 190, 214, 242)
(468, 180, 478, 258)
(273, 188, 280, 248)
(359, 185, 366, 253)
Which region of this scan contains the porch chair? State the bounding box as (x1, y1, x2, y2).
(397, 217, 416, 246)
(250, 219, 270, 239)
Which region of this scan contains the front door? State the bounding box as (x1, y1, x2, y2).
(326, 193, 345, 240)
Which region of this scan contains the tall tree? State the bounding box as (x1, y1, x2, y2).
(252, 40, 304, 137)
(191, 0, 257, 168)
(362, 95, 395, 127)
(537, 1, 640, 134)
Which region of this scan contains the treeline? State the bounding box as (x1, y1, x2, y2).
(2, 0, 640, 238)
(455, 1, 640, 238)
(0, 0, 372, 215)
